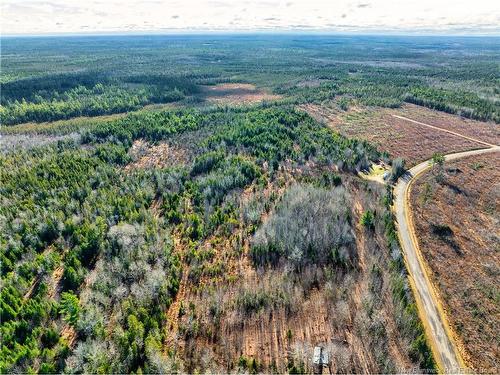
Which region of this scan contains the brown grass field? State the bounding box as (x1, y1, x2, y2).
(200, 83, 282, 105)
(301, 103, 495, 167)
(410, 153, 500, 371)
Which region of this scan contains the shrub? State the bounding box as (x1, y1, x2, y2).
(59, 292, 80, 327)
(185, 213, 204, 240)
(338, 97, 350, 111)
(236, 290, 271, 315)
(409, 333, 435, 370)
(430, 153, 445, 182)
(39, 362, 57, 374)
(94, 143, 131, 165)
(360, 210, 375, 230)
(41, 326, 60, 348)
(62, 264, 84, 291)
(390, 158, 406, 182)
(190, 151, 225, 176)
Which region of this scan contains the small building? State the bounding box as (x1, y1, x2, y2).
(313, 346, 322, 366)
(313, 346, 329, 367)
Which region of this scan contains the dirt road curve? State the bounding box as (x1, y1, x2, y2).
(393, 145, 500, 373)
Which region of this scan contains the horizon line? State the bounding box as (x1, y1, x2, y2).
(3, 29, 500, 38)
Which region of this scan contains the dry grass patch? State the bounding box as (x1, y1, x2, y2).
(201, 83, 281, 106)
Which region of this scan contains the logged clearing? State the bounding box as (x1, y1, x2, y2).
(410, 153, 500, 371)
(301, 103, 492, 167)
(201, 83, 282, 105)
(125, 139, 192, 171)
(398, 104, 500, 145)
(161, 168, 420, 373)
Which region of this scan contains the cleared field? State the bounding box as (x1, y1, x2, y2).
(398, 104, 500, 145)
(302, 103, 492, 167)
(410, 153, 500, 371)
(201, 83, 281, 105)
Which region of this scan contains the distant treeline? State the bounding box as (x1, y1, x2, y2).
(2, 35, 499, 125)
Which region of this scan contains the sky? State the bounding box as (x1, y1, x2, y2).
(1, 0, 499, 36)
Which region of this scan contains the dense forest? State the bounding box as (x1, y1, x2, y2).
(1, 34, 498, 373)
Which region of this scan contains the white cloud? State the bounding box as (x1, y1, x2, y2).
(1, 0, 499, 35)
